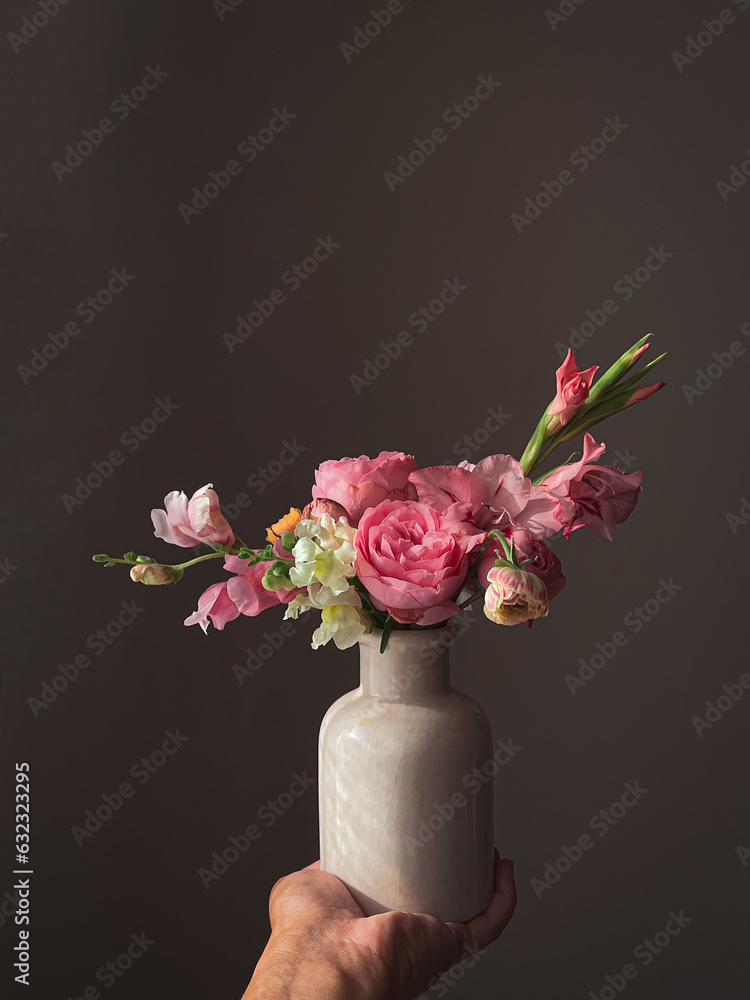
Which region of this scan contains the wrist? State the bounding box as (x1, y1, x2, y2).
(244, 928, 380, 1000)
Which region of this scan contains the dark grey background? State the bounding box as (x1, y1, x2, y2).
(2, 0, 749, 997)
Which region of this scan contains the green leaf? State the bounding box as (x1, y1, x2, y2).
(136, 555, 156, 564)
(123, 551, 136, 563)
(380, 617, 393, 654)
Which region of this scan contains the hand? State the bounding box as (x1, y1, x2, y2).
(242, 849, 516, 1000)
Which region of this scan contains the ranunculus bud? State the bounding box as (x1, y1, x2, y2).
(301, 498, 349, 522)
(484, 565, 549, 627)
(130, 564, 175, 586)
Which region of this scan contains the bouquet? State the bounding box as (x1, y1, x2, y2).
(94, 336, 665, 652)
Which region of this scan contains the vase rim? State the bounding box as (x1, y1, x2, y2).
(358, 627, 453, 650)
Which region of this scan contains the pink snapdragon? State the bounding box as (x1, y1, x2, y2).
(152, 484, 234, 548)
(184, 556, 300, 633)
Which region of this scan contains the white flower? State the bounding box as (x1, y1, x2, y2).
(289, 516, 357, 596)
(312, 605, 366, 650)
(284, 583, 368, 650)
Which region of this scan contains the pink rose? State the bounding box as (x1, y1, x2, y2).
(410, 454, 559, 540)
(547, 350, 598, 429)
(184, 556, 300, 633)
(312, 451, 418, 526)
(542, 434, 643, 541)
(354, 500, 477, 626)
(478, 528, 566, 602)
(152, 484, 234, 548)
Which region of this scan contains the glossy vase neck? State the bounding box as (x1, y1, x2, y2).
(358, 630, 451, 699)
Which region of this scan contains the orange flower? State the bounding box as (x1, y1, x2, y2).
(266, 507, 302, 543)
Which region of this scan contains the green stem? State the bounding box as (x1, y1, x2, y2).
(458, 589, 485, 609)
(99, 551, 228, 572)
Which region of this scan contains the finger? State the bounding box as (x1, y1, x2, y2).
(455, 853, 517, 952)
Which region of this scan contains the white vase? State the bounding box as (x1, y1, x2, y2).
(319, 628, 494, 922)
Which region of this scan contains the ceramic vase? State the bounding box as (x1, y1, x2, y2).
(318, 628, 494, 922)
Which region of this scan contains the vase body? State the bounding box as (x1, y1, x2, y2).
(319, 629, 494, 922)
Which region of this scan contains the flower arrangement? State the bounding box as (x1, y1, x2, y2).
(94, 336, 665, 652)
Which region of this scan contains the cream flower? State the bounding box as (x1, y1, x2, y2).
(284, 583, 367, 649)
(312, 605, 366, 650)
(289, 515, 357, 596)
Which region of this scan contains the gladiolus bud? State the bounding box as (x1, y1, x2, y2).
(130, 564, 175, 586)
(546, 350, 598, 431)
(623, 381, 666, 408)
(483, 565, 549, 627)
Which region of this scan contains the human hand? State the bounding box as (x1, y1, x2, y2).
(242, 849, 516, 1000)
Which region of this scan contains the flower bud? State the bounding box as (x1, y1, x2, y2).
(483, 566, 549, 627)
(301, 498, 348, 522)
(130, 564, 175, 586)
(261, 565, 297, 592)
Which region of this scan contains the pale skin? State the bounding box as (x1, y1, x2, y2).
(242, 851, 517, 1000)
